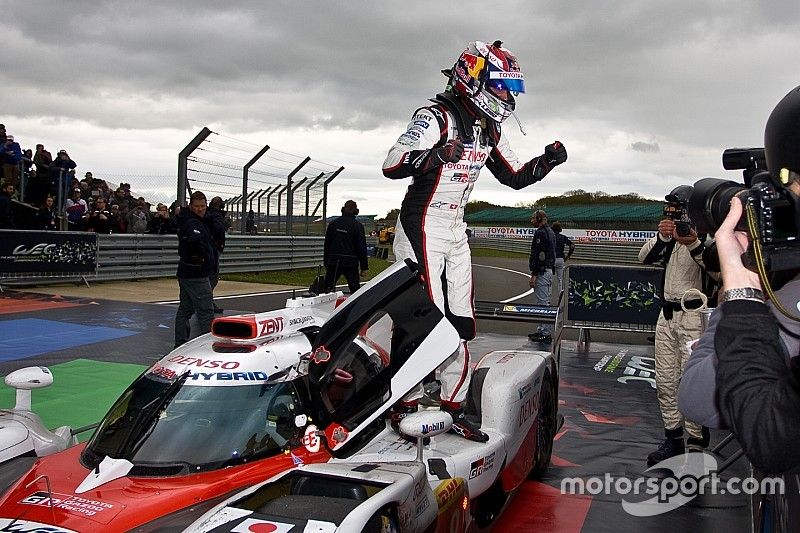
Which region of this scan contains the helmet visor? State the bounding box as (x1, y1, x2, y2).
(488, 71, 525, 94)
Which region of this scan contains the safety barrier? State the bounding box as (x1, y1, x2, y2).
(0, 233, 385, 286)
(469, 237, 642, 264)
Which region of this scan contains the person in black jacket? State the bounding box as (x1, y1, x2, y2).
(174, 191, 216, 347)
(36, 195, 59, 231)
(551, 221, 575, 296)
(206, 196, 227, 314)
(714, 84, 800, 473)
(323, 200, 368, 293)
(528, 209, 557, 342)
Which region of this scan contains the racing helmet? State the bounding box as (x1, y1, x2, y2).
(764, 84, 800, 187)
(450, 40, 525, 123)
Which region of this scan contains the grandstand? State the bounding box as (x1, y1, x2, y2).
(465, 204, 664, 230)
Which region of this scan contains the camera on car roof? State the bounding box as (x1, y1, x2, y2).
(688, 148, 800, 272)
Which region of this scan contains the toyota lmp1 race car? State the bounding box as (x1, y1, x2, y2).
(0, 259, 558, 532)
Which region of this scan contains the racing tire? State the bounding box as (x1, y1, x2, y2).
(529, 372, 556, 479)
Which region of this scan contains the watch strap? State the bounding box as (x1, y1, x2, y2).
(720, 287, 765, 303)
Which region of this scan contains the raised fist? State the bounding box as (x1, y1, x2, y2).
(544, 141, 567, 167)
(433, 138, 465, 164)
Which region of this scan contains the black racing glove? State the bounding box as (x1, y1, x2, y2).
(432, 138, 465, 165)
(544, 141, 567, 167)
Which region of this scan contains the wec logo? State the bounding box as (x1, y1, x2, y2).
(12, 244, 55, 256)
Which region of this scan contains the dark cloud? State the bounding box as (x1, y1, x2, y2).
(2, 1, 798, 214)
(630, 142, 660, 153)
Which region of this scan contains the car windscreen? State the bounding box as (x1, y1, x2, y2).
(83, 374, 306, 472)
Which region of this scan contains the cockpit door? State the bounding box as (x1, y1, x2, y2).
(306, 259, 460, 454)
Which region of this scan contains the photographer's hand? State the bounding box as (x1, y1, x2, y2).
(658, 219, 675, 240)
(715, 197, 761, 292)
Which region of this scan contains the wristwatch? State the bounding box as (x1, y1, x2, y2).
(720, 287, 765, 303)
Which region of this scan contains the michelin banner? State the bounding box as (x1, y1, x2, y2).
(0, 230, 98, 275)
(470, 226, 657, 243)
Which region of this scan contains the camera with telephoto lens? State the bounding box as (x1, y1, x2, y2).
(663, 186, 693, 237)
(688, 147, 800, 272)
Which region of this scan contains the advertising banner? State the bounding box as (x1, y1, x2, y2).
(566, 264, 662, 326)
(470, 226, 657, 243)
(0, 230, 98, 275)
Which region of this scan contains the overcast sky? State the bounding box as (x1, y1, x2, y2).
(3, 1, 799, 218)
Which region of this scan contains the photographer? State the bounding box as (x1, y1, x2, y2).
(639, 185, 716, 465)
(148, 203, 176, 234)
(713, 85, 800, 474)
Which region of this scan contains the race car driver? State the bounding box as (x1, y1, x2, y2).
(382, 40, 567, 441)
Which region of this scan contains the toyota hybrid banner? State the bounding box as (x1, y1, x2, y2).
(0, 230, 98, 275)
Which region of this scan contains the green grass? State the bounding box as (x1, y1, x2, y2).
(222, 257, 395, 286)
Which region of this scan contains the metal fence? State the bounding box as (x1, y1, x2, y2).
(469, 237, 643, 264)
(178, 128, 344, 236)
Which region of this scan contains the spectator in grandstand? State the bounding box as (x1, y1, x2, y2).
(126, 200, 149, 233)
(21, 148, 33, 179)
(551, 221, 575, 296)
(64, 188, 87, 231)
(0, 183, 15, 228)
(36, 195, 59, 231)
(32, 144, 54, 205)
(323, 200, 368, 294)
(206, 196, 227, 314)
(528, 209, 557, 342)
(52, 149, 76, 195)
(84, 196, 118, 234)
(111, 186, 125, 207)
(2, 135, 22, 188)
(109, 204, 126, 233)
(639, 187, 716, 465)
(148, 203, 176, 234)
(174, 190, 216, 347)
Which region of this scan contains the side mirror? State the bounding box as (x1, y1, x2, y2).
(5, 367, 53, 390)
(400, 410, 452, 439)
(4, 367, 54, 411)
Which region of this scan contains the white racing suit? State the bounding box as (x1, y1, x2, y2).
(383, 92, 556, 403)
(639, 234, 711, 438)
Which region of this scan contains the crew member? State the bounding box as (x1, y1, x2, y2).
(323, 200, 368, 293)
(174, 191, 216, 347)
(528, 210, 557, 342)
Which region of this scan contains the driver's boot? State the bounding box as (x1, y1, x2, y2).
(388, 400, 429, 444)
(388, 400, 418, 433)
(442, 401, 489, 443)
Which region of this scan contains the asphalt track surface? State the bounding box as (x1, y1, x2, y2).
(0, 256, 751, 532)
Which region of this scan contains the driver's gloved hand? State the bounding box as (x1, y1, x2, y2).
(544, 141, 567, 168)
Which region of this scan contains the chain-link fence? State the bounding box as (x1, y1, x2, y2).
(5, 128, 342, 236)
(179, 128, 343, 235)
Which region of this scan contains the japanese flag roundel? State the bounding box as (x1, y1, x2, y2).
(231, 518, 295, 532)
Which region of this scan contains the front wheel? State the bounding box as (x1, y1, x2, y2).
(529, 373, 556, 479)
